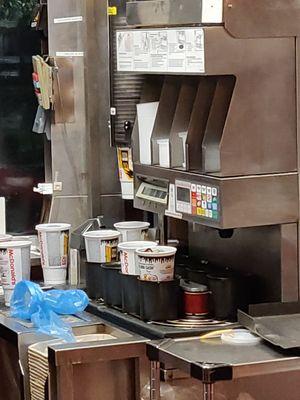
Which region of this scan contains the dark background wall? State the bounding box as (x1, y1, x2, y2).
(0, 21, 44, 234)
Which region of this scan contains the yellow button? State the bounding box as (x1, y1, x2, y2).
(108, 6, 117, 16)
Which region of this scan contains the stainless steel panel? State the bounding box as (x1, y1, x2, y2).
(126, 0, 205, 26)
(189, 224, 297, 303)
(134, 164, 299, 229)
(224, 0, 300, 39)
(49, 196, 89, 227)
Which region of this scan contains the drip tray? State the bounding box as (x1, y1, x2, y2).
(239, 302, 300, 350)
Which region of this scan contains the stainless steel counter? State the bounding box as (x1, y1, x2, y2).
(0, 304, 148, 400)
(147, 337, 300, 400)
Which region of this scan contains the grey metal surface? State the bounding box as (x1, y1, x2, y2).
(239, 304, 300, 350)
(224, 0, 300, 39)
(134, 164, 298, 229)
(149, 336, 300, 380)
(126, 0, 207, 26)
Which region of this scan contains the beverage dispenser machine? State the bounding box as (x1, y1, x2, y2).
(115, 0, 300, 306)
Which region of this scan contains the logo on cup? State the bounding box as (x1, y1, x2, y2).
(8, 249, 16, 285)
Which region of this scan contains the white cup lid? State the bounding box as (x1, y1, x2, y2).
(36, 223, 71, 232)
(0, 241, 32, 249)
(114, 221, 150, 230)
(0, 234, 13, 242)
(83, 230, 121, 239)
(221, 329, 262, 345)
(136, 246, 177, 257)
(118, 241, 157, 251)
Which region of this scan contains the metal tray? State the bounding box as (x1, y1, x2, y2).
(238, 302, 300, 350)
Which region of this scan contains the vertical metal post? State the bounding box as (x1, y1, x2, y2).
(150, 361, 161, 400)
(203, 382, 214, 400)
(157, 213, 168, 245)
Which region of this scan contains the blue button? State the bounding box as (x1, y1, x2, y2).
(212, 203, 218, 211)
(207, 203, 212, 210)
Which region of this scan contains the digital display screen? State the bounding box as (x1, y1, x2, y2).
(177, 187, 191, 203)
(142, 186, 167, 200)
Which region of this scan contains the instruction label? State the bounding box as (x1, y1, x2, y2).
(116, 27, 205, 74)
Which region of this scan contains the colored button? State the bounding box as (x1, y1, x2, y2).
(208, 210, 213, 218)
(196, 193, 201, 200)
(207, 203, 212, 210)
(207, 194, 212, 202)
(202, 194, 207, 201)
(212, 203, 218, 211)
(197, 200, 201, 207)
(192, 199, 197, 206)
(212, 197, 218, 203)
(212, 211, 218, 219)
(205, 210, 209, 217)
(197, 208, 202, 215)
(201, 209, 206, 216)
(201, 201, 207, 209)
(201, 186, 207, 194)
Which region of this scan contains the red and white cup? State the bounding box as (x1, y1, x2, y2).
(36, 223, 71, 285)
(118, 241, 157, 275)
(0, 241, 31, 306)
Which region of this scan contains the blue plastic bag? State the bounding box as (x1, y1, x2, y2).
(10, 281, 89, 342)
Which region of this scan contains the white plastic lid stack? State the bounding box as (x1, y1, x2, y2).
(221, 329, 262, 345)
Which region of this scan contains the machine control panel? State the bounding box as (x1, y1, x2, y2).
(175, 180, 220, 221)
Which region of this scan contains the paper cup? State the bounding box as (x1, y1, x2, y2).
(83, 230, 121, 263)
(118, 241, 157, 275)
(114, 221, 150, 242)
(36, 223, 71, 285)
(0, 241, 31, 306)
(137, 246, 177, 282)
(36, 223, 71, 268)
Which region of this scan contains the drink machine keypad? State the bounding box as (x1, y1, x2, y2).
(175, 180, 220, 221)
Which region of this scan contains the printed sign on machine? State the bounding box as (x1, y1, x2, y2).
(116, 27, 205, 74)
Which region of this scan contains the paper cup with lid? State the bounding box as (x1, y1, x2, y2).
(118, 241, 157, 275)
(83, 230, 121, 263)
(0, 241, 31, 306)
(137, 246, 177, 282)
(114, 221, 150, 242)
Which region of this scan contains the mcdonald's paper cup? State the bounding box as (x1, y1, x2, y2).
(137, 246, 177, 282)
(114, 221, 150, 242)
(0, 241, 31, 306)
(36, 223, 71, 285)
(83, 230, 121, 263)
(118, 241, 157, 275)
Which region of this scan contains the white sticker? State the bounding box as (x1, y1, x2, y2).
(56, 51, 84, 57)
(202, 0, 223, 23)
(117, 28, 205, 74)
(54, 16, 83, 24)
(165, 184, 183, 219)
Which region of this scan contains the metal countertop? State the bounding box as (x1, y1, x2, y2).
(148, 336, 300, 382)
